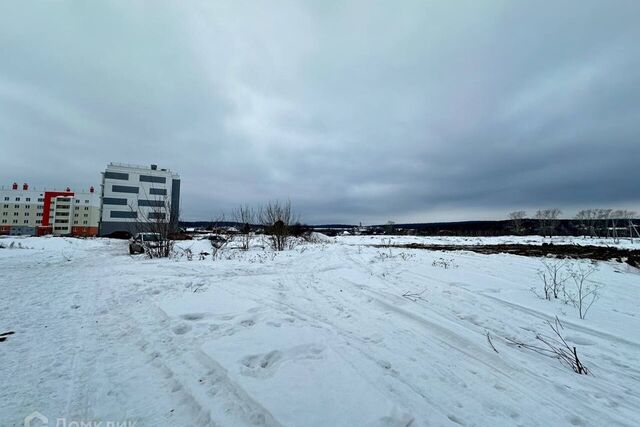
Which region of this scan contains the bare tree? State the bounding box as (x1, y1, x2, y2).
(575, 209, 598, 238)
(565, 262, 601, 319)
(384, 221, 396, 235)
(130, 192, 175, 258)
(508, 211, 527, 235)
(630, 216, 640, 243)
(595, 208, 613, 238)
(535, 209, 562, 237)
(260, 200, 297, 251)
(610, 210, 637, 242)
(234, 205, 256, 251)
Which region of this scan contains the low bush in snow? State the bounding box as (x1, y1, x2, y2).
(533, 258, 602, 319)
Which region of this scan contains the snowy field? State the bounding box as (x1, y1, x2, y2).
(336, 234, 640, 249)
(1, 235, 639, 426)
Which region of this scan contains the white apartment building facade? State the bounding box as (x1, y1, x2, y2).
(99, 163, 180, 236)
(0, 183, 100, 236)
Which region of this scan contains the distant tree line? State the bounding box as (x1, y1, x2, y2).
(303, 209, 638, 238)
(505, 209, 639, 239)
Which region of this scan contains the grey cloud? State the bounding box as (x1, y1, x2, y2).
(1, 1, 639, 224)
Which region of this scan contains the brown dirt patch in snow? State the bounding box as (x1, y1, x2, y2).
(379, 243, 640, 268)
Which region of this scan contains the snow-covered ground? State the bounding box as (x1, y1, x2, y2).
(1, 235, 639, 426)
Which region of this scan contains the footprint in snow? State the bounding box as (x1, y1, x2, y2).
(447, 414, 465, 426)
(240, 351, 283, 377)
(239, 319, 255, 327)
(181, 313, 205, 321)
(173, 324, 192, 335)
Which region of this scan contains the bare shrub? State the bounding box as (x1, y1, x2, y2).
(397, 252, 414, 261)
(260, 200, 297, 251)
(537, 258, 569, 300)
(208, 215, 235, 260)
(432, 257, 458, 269)
(234, 205, 256, 251)
(506, 316, 589, 375)
(565, 262, 601, 319)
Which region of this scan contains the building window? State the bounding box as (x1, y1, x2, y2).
(1, 219, 6, 223)
(74, 221, 78, 224)
(2, 204, 7, 208)
(36, 220, 41, 224)
(12, 220, 17, 224)
(138, 199, 164, 207)
(37, 205, 43, 209)
(75, 199, 80, 203)
(14, 205, 19, 208)
(111, 184, 139, 194)
(105, 171, 129, 180)
(84, 214, 88, 217)
(85, 200, 89, 203)
(3, 197, 8, 201)
(24, 212, 29, 216)
(15, 197, 20, 201)
(84, 207, 89, 210)
(37, 213, 42, 217)
(110, 211, 137, 219)
(24, 220, 28, 224)
(148, 212, 166, 220)
(103, 197, 127, 206)
(2, 212, 6, 216)
(14, 212, 18, 216)
(139, 175, 166, 184)
(26, 197, 31, 201)
(38, 198, 44, 202)
(74, 213, 78, 217)
(149, 188, 167, 195)
(83, 221, 88, 224)
(25, 205, 30, 209)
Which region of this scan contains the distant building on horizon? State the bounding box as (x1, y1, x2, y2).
(99, 163, 180, 236)
(0, 182, 100, 236)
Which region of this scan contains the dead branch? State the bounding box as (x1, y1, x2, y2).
(505, 316, 589, 374)
(402, 289, 426, 302)
(486, 332, 499, 353)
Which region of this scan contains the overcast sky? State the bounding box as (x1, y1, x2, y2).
(1, 1, 639, 224)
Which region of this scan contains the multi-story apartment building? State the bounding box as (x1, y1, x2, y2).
(99, 163, 180, 236)
(0, 182, 100, 236)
